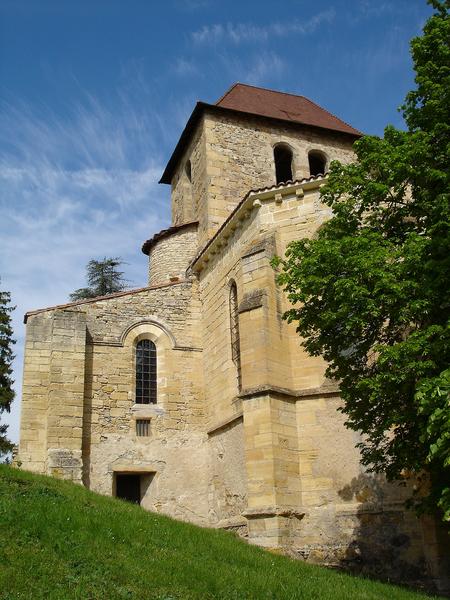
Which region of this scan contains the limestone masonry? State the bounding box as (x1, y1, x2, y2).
(18, 83, 449, 591)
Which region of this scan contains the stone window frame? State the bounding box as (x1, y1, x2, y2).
(228, 279, 242, 392)
(122, 322, 173, 408)
(273, 141, 295, 184)
(307, 148, 328, 177)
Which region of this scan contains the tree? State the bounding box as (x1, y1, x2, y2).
(0, 282, 15, 459)
(70, 257, 128, 301)
(273, 1, 450, 521)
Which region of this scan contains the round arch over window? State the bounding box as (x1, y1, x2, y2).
(135, 339, 157, 404)
(308, 150, 327, 176)
(274, 144, 294, 184)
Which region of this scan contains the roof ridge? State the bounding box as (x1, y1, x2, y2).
(217, 82, 311, 103)
(217, 82, 361, 135)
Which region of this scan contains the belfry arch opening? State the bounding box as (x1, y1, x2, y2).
(274, 144, 293, 184)
(308, 150, 327, 176)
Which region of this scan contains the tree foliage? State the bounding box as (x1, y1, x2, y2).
(70, 257, 128, 301)
(274, 1, 450, 520)
(0, 281, 15, 458)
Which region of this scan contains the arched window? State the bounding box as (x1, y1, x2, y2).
(135, 339, 157, 404)
(185, 160, 192, 182)
(308, 150, 327, 176)
(274, 144, 293, 184)
(229, 281, 242, 391)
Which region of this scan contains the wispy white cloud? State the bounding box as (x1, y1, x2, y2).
(217, 51, 286, 87)
(191, 10, 335, 45)
(0, 83, 174, 443)
(172, 57, 201, 78)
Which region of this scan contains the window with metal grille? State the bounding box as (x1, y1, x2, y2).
(135, 339, 157, 404)
(229, 281, 242, 391)
(136, 419, 151, 437)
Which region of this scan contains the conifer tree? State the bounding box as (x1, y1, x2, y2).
(0, 281, 15, 458)
(70, 257, 128, 301)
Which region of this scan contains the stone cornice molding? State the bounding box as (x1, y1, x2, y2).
(190, 176, 327, 274)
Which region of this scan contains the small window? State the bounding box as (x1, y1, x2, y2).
(136, 419, 151, 437)
(274, 144, 293, 184)
(135, 339, 157, 404)
(308, 150, 327, 176)
(185, 160, 192, 182)
(229, 281, 242, 391)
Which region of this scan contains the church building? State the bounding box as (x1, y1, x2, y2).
(18, 83, 447, 587)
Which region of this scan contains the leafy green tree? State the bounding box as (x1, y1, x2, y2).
(70, 257, 128, 301)
(0, 282, 15, 459)
(274, 1, 450, 521)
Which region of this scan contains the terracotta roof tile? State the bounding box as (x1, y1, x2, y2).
(160, 83, 361, 184)
(216, 83, 361, 136)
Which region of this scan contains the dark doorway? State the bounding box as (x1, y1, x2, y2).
(115, 474, 141, 504)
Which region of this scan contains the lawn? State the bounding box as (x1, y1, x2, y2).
(0, 465, 442, 600)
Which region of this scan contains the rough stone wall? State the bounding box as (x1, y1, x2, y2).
(199, 111, 355, 244)
(19, 310, 86, 482)
(195, 181, 429, 584)
(171, 118, 206, 227)
(208, 418, 247, 530)
(19, 281, 213, 525)
(148, 224, 198, 286)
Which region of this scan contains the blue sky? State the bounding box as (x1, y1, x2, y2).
(0, 0, 432, 443)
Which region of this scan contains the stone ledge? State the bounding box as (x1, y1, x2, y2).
(239, 383, 340, 401)
(238, 289, 266, 314)
(215, 515, 248, 529)
(243, 506, 306, 520)
(207, 411, 243, 436)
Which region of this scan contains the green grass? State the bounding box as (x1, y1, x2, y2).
(0, 465, 442, 600)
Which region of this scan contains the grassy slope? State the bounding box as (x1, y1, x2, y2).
(0, 466, 441, 600)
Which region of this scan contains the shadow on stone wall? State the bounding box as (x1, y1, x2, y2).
(336, 472, 449, 596)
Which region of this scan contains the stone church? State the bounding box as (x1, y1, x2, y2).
(18, 84, 448, 587)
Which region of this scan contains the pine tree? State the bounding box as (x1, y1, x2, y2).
(70, 257, 128, 301)
(0, 281, 15, 458)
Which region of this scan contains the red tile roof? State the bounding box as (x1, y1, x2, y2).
(216, 83, 361, 137)
(142, 221, 198, 255)
(159, 83, 361, 184)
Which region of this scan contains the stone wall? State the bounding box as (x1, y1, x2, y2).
(171, 118, 206, 227)
(200, 111, 355, 244)
(194, 179, 429, 584)
(148, 223, 198, 286)
(19, 310, 86, 481)
(208, 417, 247, 531)
(169, 111, 355, 248)
(20, 281, 212, 524)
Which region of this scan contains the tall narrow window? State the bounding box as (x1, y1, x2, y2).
(274, 144, 293, 184)
(185, 159, 192, 182)
(135, 340, 157, 404)
(308, 150, 327, 176)
(229, 281, 242, 391)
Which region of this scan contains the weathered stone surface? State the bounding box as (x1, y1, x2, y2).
(18, 89, 448, 592)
